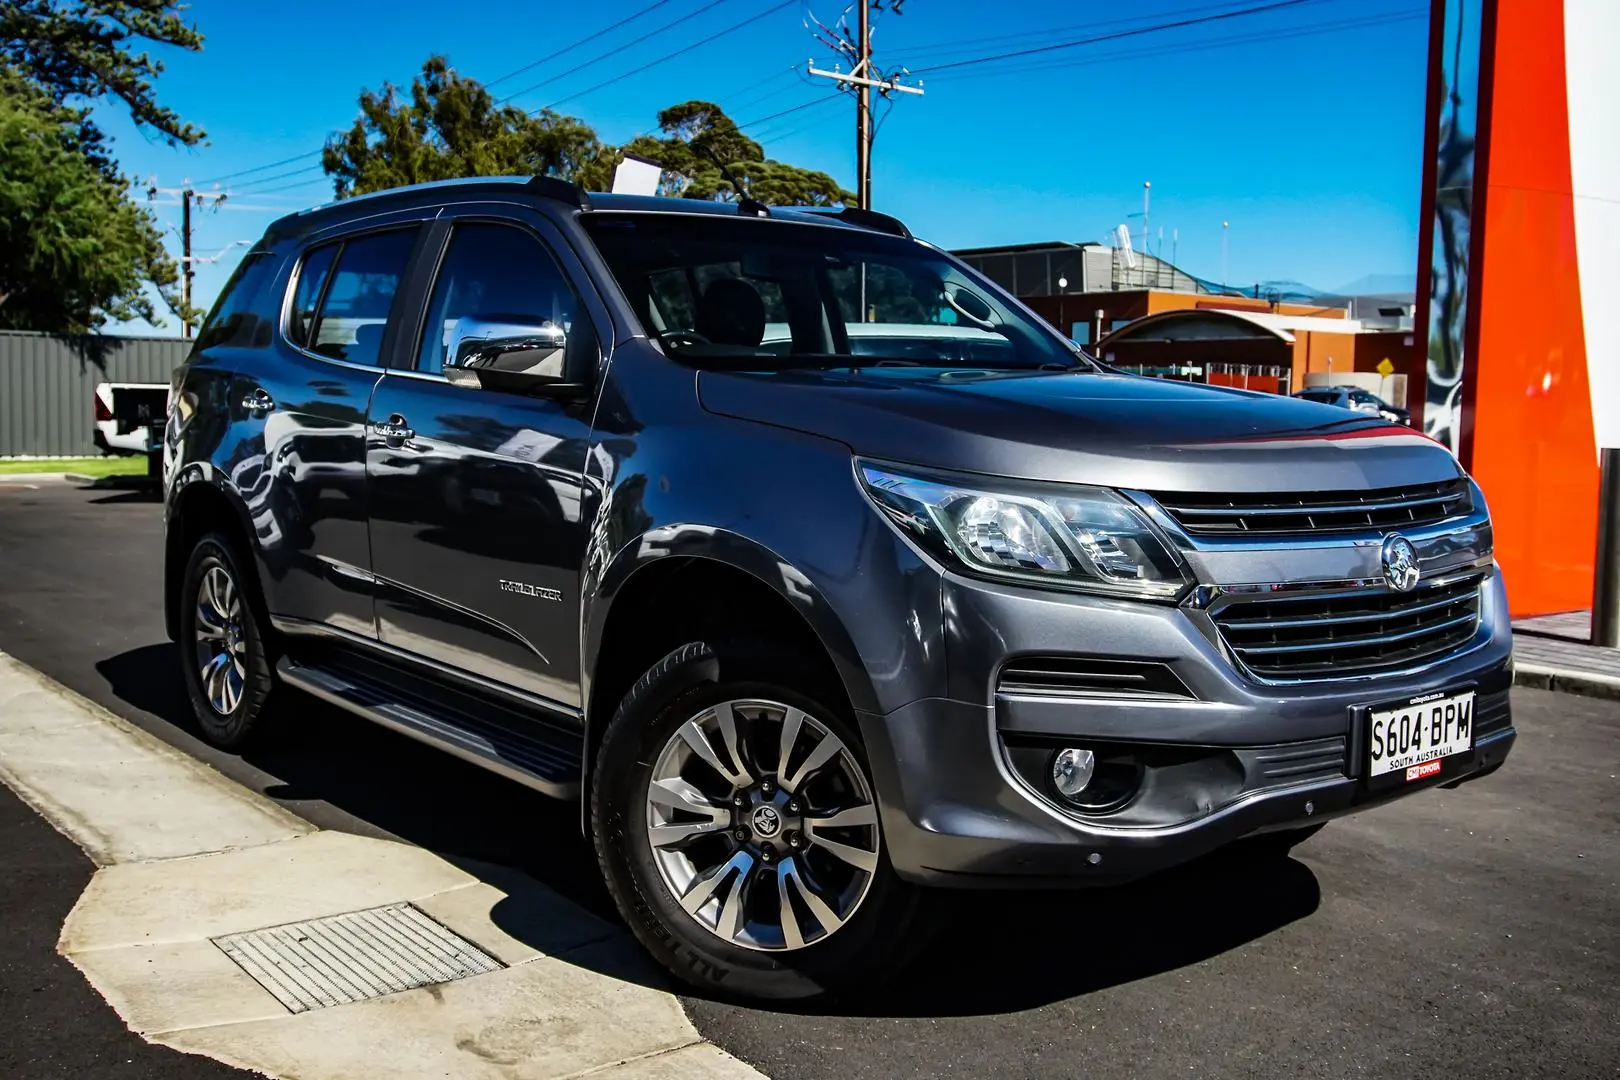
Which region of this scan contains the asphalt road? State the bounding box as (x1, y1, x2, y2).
(0, 781, 255, 1079)
(1, 480, 1617, 1080)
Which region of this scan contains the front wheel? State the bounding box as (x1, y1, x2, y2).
(591, 642, 926, 1000)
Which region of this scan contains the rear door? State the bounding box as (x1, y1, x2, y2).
(238, 218, 428, 638)
(365, 206, 609, 709)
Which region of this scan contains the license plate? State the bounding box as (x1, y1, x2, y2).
(1367, 689, 1475, 781)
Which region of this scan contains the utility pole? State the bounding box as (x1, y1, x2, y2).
(146, 182, 228, 337)
(856, 1, 872, 208)
(181, 189, 194, 339)
(807, 1, 923, 211)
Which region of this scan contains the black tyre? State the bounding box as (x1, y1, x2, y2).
(177, 532, 278, 749)
(591, 641, 926, 1000)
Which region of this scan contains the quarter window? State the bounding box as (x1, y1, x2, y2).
(304, 228, 417, 367)
(288, 241, 338, 348)
(194, 252, 277, 350)
(416, 222, 587, 376)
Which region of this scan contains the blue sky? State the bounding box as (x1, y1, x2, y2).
(100, 0, 1433, 334)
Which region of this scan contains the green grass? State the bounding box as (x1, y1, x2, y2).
(0, 456, 147, 478)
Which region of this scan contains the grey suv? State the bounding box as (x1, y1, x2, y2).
(162, 177, 1514, 1000)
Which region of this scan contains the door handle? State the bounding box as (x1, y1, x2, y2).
(373, 413, 415, 445)
(241, 387, 275, 415)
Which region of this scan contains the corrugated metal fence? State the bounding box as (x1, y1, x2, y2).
(0, 331, 191, 457)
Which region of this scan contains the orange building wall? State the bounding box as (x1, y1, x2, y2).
(1467, 0, 1600, 616)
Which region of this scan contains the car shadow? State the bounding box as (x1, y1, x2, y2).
(805, 850, 1319, 1017)
(95, 643, 610, 917)
(86, 489, 161, 505)
(97, 642, 1321, 1016)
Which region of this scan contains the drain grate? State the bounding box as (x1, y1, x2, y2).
(213, 902, 504, 1013)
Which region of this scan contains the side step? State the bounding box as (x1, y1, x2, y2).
(276, 652, 583, 799)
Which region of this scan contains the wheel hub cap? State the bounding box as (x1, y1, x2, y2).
(192, 564, 247, 716)
(749, 803, 783, 840)
(645, 699, 881, 953)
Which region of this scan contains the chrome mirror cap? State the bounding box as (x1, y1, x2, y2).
(445, 315, 567, 389)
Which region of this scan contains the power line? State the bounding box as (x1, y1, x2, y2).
(230, 163, 325, 192)
(247, 175, 335, 197)
(923, 7, 1421, 83)
(485, 0, 677, 89)
(745, 94, 845, 140)
(736, 93, 841, 130)
(537, 0, 797, 112)
(195, 150, 321, 187)
(892, 0, 1283, 60)
(498, 0, 736, 106)
(196, 2, 705, 189)
(910, 0, 1327, 75)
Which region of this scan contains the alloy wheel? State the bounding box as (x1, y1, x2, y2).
(645, 699, 880, 952)
(192, 564, 247, 715)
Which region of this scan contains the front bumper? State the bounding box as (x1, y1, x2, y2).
(859, 567, 1517, 888)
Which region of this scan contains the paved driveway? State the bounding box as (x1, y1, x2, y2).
(1, 481, 1615, 1080)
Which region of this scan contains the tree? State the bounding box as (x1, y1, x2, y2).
(0, 71, 179, 332)
(323, 56, 616, 198)
(323, 59, 853, 208)
(0, 0, 205, 146)
(623, 101, 852, 206)
(0, 2, 203, 331)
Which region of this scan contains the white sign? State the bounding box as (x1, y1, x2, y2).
(611, 153, 662, 197)
(1567, 0, 1620, 449)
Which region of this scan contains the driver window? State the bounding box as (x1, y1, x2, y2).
(417, 222, 582, 375)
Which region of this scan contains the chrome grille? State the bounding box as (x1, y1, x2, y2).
(1151, 479, 1470, 537)
(1213, 573, 1485, 681)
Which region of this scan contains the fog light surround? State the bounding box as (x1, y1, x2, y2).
(1051, 747, 1096, 799)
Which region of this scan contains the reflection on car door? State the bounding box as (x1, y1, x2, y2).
(219, 223, 422, 639)
(365, 210, 605, 709)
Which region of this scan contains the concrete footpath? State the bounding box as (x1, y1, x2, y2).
(1513, 610, 1620, 700)
(0, 650, 764, 1080)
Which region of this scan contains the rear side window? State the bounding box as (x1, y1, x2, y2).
(302, 229, 417, 367)
(195, 252, 277, 350)
(288, 241, 338, 347)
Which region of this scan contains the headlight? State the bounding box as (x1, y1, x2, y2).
(858, 461, 1189, 600)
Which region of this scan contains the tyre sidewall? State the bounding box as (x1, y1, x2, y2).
(594, 662, 917, 1001)
(178, 534, 272, 748)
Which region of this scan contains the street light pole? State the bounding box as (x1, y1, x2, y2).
(1594, 448, 1620, 647)
(181, 189, 193, 339)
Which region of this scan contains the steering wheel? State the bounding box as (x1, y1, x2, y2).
(661, 330, 711, 350)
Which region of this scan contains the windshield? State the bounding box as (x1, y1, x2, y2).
(582, 212, 1090, 372)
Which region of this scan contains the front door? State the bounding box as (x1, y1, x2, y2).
(365, 211, 605, 709)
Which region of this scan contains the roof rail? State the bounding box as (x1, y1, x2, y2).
(527, 175, 592, 209)
(830, 205, 911, 239)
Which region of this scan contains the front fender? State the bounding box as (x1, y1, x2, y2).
(583, 525, 884, 717)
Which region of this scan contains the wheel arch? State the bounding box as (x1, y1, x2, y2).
(581, 529, 878, 809)
(164, 469, 261, 643)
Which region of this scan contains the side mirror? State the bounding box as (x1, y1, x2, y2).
(444, 315, 586, 397)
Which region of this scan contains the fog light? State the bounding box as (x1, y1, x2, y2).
(1052, 747, 1096, 799)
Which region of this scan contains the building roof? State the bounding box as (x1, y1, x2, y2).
(1098, 307, 1366, 348)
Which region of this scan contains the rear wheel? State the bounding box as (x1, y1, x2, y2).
(592, 642, 925, 1000)
(178, 533, 278, 749)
